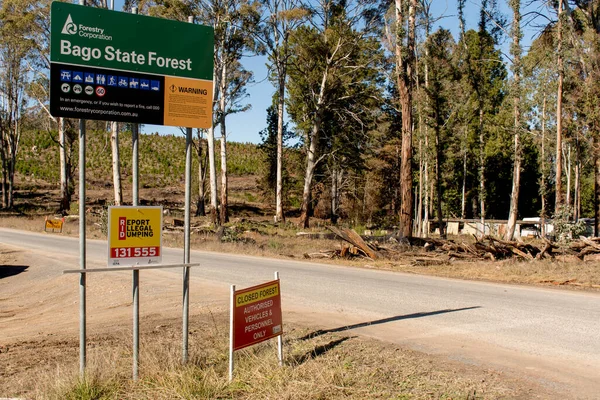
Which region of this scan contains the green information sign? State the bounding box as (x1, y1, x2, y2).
(51, 2, 213, 79)
(50, 2, 214, 128)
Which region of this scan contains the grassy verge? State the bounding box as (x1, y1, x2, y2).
(3, 314, 546, 399)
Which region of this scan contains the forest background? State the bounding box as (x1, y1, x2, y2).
(2, 0, 600, 239)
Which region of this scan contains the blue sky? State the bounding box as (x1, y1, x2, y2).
(109, 0, 549, 144)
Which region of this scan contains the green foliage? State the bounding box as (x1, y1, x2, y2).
(224, 141, 263, 175)
(99, 201, 115, 238)
(554, 205, 587, 242)
(17, 129, 262, 189)
(60, 375, 121, 400)
(257, 103, 296, 203)
(267, 239, 284, 250)
(17, 130, 60, 182)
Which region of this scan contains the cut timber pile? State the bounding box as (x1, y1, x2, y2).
(315, 228, 600, 262)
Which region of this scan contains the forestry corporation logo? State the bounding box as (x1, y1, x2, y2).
(62, 14, 77, 35)
(60, 13, 112, 41)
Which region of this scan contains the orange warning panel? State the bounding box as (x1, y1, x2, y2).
(163, 76, 213, 128)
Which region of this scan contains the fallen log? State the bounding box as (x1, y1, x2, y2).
(580, 237, 600, 252)
(509, 246, 534, 260)
(327, 226, 380, 260)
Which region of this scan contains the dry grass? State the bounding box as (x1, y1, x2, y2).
(379, 257, 600, 288)
(3, 314, 547, 400)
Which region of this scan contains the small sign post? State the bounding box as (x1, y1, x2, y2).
(44, 217, 65, 233)
(229, 273, 283, 380)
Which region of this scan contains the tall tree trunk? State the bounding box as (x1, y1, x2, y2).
(196, 131, 206, 217)
(564, 143, 571, 209)
(59, 117, 70, 213)
(423, 134, 429, 237)
(461, 127, 467, 219)
(396, 0, 416, 239)
(541, 96, 547, 236)
(106, 1, 122, 207)
(299, 60, 328, 229)
(219, 133, 228, 225)
(435, 123, 443, 237)
(1, 159, 6, 209)
(207, 73, 219, 224)
(416, 73, 423, 236)
(479, 104, 485, 236)
(219, 62, 229, 225)
(555, 0, 564, 214)
(574, 136, 580, 221)
(506, 0, 522, 240)
(423, 8, 431, 238)
(595, 134, 600, 236)
(111, 121, 122, 206)
(299, 121, 319, 229)
(330, 167, 341, 224)
(7, 123, 16, 209)
(276, 74, 286, 223)
(417, 115, 423, 236)
(207, 126, 218, 224)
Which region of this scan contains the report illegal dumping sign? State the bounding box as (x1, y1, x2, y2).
(233, 280, 283, 350)
(108, 206, 162, 266)
(50, 2, 214, 128)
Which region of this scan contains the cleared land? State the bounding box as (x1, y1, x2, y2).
(1, 244, 559, 399)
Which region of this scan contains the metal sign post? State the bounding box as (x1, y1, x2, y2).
(182, 14, 195, 365)
(131, 6, 140, 380)
(79, 117, 86, 377)
(275, 271, 283, 366)
(229, 284, 235, 382)
(183, 125, 192, 363)
(77, 0, 87, 378)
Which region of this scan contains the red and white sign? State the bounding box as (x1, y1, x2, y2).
(233, 280, 282, 350)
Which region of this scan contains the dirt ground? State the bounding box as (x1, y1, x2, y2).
(0, 241, 572, 399)
(1, 181, 598, 398)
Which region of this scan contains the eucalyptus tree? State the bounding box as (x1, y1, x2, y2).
(0, 0, 39, 208)
(394, 0, 417, 237)
(423, 28, 457, 237)
(505, 0, 523, 240)
(254, 0, 307, 223)
(107, 0, 123, 207)
(286, 0, 382, 228)
(522, 36, 556, 235)
(137, 0, 257, 225)
(454, 4, 506, 230)
(554, 0, 566, 214)
(456, 0, 506, 233)
(258, 103, 293, 203)
(414, 0, 432, 237)
(195, 129, 208, 216)
(87, 0, 124, 206)
(570, 0, 600, 232)
(217, 57, 254, 224)
(13, 0, 74, 213)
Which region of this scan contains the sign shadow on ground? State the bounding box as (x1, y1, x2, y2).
(299, 306, 482, 340)
(0, 265, 29, 279)
(291, 336, 356, 365)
